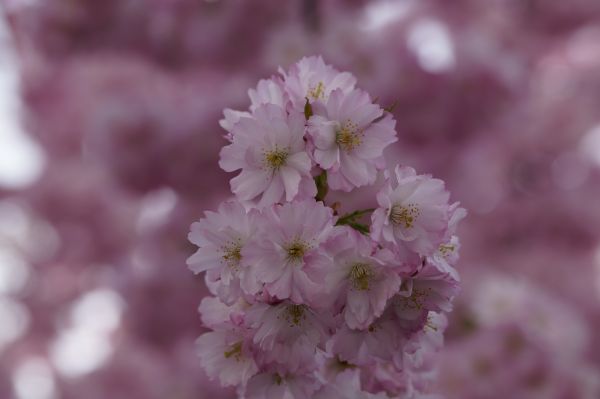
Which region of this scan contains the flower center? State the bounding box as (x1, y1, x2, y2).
(284, 304, 307, 326)
(438, 243, 455, 258)
(390, 203, 420, 228)
(335, 120, 362, 152)
(221, 240, 243, 270)
(349, 262, 373, 291)
(284, 239, 308, 263)
(399, 287, 432, 310)
(223, 341, 242, 361)
(308, 81, 325, 100)
(263, 147, 289, 172)
(274, 374, 283, 385)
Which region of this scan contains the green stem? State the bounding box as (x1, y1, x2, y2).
(335, 208, 375, 235)
(335, 208, 375, 225)
(314, 170, 328, 202)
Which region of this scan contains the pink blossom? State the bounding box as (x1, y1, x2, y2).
(371, 166, 452, 255)
(244, 372, 321, 399)
(314, 369, 389, 399)
(198, 296, 246, 331)
(326, 227, 402, 329)
(219, 108, 250, 141)
(245, 300, 330, 372)
(427, 235, 462, 282)
(390, 262, 460, 328)
(242, 200, 334, 305)
(195, 330, 258, 387)
(308, 88, 397, 191)
(248, 77, 288, 111)
(219, 104, 315, 207)
(279, 55, 357, 110)
(186, 200, 259, 304)
(196, 295, 259, 388)
(329, 315, 402, 367)
(220, 77, 287, 140)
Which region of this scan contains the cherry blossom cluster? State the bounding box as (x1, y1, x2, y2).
(187, 56, 465, 398)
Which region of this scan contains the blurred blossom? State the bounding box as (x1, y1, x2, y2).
(12, 358, 56, 399)
(580, 124, 600, 167)
(0, 297, 29, 351)
(0, 16, 44, 189)
(406, 18, 455, 73)
(362, 0, 412, 32)
(439, 272, 600, 399)
(50, 289, 123, 377)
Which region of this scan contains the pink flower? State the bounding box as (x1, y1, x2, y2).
(244, 372, 321, 399)
(196, 330, 258, 387)
(248, 77, 288, 111)
(198, 296, 246, 331)
(314, 369, 389, 399)
(187, 200, 259, 304)
(219, 108, 250, 141)
(423, 203, 466, 281)
(329, 315, 403, 367)
(308, 88, 397, 191)
(196, 296, 258, 388)
(427, 236, 462, 283)
(219, 104, 315, 207)
(245, 300, 330, 372)
(371, 166, 452, 255)
(389, 260, 460, 328)
(326, 227, 402, 329)
(220, 77, 288, 140)
(242, 200, 334, 305)
(362, 360, 414, 398)
(279, 55, 356, 110)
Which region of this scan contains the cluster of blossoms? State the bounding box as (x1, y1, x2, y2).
(188, 56, 465, 398)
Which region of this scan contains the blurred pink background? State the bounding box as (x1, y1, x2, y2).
(0, 0, 599, 398)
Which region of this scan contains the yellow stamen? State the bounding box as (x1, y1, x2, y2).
(284, 239, 308, 263)
(284, 304, 307, 326)
(223, 342, 242, 361)
(400, 287, 432, 310)
(349, 263, 373, 291)
(221, 240, 242, 270)
(439, 244, 455, 257)
(263, 146, 289, 172)
(335, 120, 362, 152)
(390, 203, 420, 228)
(308, 81, 325, 100)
